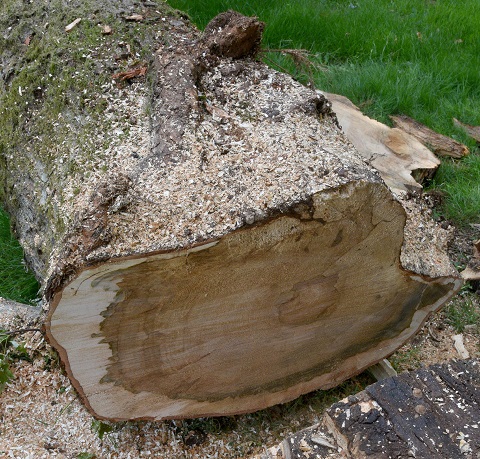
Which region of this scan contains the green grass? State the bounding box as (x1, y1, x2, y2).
(432, 153, 480, 224)
(444, 291, 480, 333)
(168, 0, 480, 225)
(0, 208, 39, 303)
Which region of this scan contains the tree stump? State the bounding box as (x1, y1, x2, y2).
(0, 3, 461, 420)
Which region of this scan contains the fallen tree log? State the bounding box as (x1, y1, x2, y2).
(453, 117, 480, 143)
(258, 359, 480, 458)
(0, 3, 461, 420)
(391, 114, 469, 158)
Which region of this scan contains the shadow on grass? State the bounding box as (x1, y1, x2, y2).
(0, 208, 39, 304)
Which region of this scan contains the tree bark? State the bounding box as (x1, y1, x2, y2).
(453, 117, 480, 143)
(260, 359, 480, 459)
(0, 2, 461, 420)
(391, 114, 469, 158)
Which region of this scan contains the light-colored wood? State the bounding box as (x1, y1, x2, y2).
(319, 92, 441, 194)
(392, 114, 469, 158)
(367, 358, 397, 381)
(47, 182, 461, 420)
(452, 334, 470, 359)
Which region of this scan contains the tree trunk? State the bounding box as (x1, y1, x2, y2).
(0, 2, 461, 420)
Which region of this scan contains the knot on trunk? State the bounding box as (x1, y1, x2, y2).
(201, 10, 265, 59)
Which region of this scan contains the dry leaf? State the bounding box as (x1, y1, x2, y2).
(112, 66, 148, 82)
(101, 25, 112, 35)
(24, 35, 32, 46)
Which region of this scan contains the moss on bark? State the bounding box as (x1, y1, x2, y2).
(0, 0, 179, 279)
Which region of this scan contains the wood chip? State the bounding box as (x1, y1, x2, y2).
(65, 18, 82, 33)
(310, 433, 336, 449)
(368, 358, 397, 381)
(101, 24, 112, 35)
(299, 439, 311, 452)
(452, 334, 470, 359)
(461, 266, 480, 281)
(125, 14, 144, 22)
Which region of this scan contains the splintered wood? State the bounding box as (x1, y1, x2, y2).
(319, 92, 441, 194)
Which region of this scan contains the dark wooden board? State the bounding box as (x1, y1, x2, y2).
(260, 359, 480, 458)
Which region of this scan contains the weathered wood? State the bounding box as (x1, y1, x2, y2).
(461, 238, 480, 282)
(259, 359, 480, 458)
(319, 92, 441, 194)
(367, 358, 397, 382)
(392, 114, 470, 158)
(453, 118, 480, 143)
(1, 3, 461, 421)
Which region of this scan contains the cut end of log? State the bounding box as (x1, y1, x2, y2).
(46, 182, 461, 421)
(4, 7, 462, 423)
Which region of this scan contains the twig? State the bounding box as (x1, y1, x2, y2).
(261, 54, 294, 76)
(112, 65, 148, 82)
(1, 328, 43, 337)
(259, 48, 326, 88)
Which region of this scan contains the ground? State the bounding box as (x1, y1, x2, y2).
(0, 1, 478, 456)
(0, 224, 478, 458)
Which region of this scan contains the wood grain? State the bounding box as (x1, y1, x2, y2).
(46, 182, 461, 420)
(320, 92, 441, 193)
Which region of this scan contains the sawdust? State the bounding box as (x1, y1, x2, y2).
(1, 291, 478, 458)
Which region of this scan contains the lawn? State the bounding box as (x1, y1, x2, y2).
(0, 208, 39, 304)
